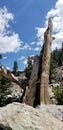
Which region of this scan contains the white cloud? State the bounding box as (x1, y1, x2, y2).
(0, 6, 22, 53)
(30, 42, 35, 45)
(23, 59, 27, 65)
(18, 56, 26, 60)
(36, 0, 63, 50)
(34, 47, 40, 51)
(0, 34, 21, 53)
(3, 56, 7, 59)
(29, 54, 35, 57)
(36, 27, 45, 46)
(23, 55, 35, 67)
(20, 43, 32, 50)
(6, 66, 12, 70)
(0, 6, 14, 36)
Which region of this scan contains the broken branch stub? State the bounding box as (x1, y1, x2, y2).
(0, 65, 23, 90)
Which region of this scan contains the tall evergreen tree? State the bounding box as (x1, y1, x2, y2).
(13, 61, 18, 76)
(0, 75, 12, 107)
(50, 44, 63, 82)
(0, 54, 2, 65)
(24, 58, 33, 80)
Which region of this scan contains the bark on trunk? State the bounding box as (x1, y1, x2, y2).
(40, 17, 53, 104)
(0, 65, 23, 89)
(25, 56, 39, 106)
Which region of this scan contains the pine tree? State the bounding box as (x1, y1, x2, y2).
(24, 58, 33, 80)
(0, 75, 12, 107)
(0, 54, 2, 65)
(13, 61, 18, 76)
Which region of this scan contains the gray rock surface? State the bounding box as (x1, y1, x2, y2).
(7, 82, 23, 101)
(0, 103, 63, 130)
(37, 104, 63, 121)
(56, 66, 63, 80)
(10, 82, 22, 96)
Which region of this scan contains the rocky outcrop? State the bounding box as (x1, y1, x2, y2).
(56, 66, 63, 81)
(8, 82, 23, 101)
(0, 103, 63, 130)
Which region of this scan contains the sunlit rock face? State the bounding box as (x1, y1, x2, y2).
(0, 102, 63, 130)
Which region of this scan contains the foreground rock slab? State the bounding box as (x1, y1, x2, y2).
(0, 103, 63, 130)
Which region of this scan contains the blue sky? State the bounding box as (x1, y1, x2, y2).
(0, 0, 63, 70)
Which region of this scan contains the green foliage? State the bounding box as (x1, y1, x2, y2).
(24, 58, 33, 80)
(50, 52, 58, 83)
(0, 54, 2, 60)
(52, 46, 63, 66)
(0, 54, 3, 65)
(50, 44, 63, 105)
(13, 61, 18, 76)
(53, 83, 63, 105)
(50, 45, 63, 83)
(0, 75, 12, 107)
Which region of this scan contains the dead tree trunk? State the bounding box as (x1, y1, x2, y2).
(40, 17, 53, 104)
(0, 65, 23, 89)
(25, 56, 39, 106)
(25, 18, 54, 106)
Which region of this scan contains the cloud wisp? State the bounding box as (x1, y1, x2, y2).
(23, 58, 28, 69)
(0, 6, 22, 53)
(18, 56, 26, 60)
(20, 43, 32, 51)
(36, 0, 63, 50)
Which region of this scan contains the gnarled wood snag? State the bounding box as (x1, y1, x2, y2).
(40, 17, 53, 104)
(25, 18, 54, 106)
(24, 56, 39, 106)
(0, 65, 23, 90)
